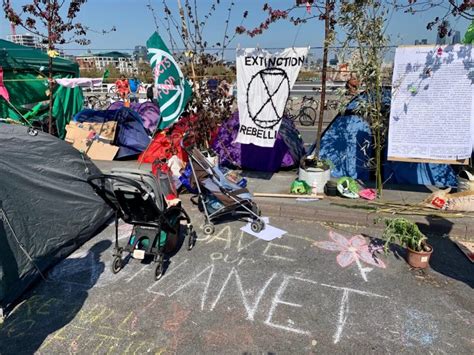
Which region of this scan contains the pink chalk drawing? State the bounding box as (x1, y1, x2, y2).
(313, 231, 385, 281)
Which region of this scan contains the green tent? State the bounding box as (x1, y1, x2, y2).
(0, 39, 83, 138)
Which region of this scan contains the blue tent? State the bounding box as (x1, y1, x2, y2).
(319, 91, 457, 187)
(74, 108, 151, 159)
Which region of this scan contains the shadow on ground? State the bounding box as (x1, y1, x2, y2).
(420, 216, 473, 289)
(0, 240, 111, 354)
(368, 216, 473, 289)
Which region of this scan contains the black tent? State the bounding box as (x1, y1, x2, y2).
(0, 124, 113, 316)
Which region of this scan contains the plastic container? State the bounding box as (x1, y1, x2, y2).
(298, 167, 331, 194)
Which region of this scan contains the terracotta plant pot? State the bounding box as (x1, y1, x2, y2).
(406, 244, 433, 268)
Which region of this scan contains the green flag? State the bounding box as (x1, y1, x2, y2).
(147, 32, 192, 129)
(463, 20, 474, 44)
(102, 69, 110, 80)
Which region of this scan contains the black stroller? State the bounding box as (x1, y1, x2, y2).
(182, 135, 265, 236)
(87, 168, 195, 280)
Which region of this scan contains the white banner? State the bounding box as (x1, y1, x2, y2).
(236, 47, 308, 147)
(388, 44, 473, 162)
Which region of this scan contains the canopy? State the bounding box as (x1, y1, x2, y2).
(0, 39, 82, 138)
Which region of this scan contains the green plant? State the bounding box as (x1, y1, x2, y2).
(301, 157, 332, 171)
(338, 0, 390, 197)
(382, 218, 427, 253)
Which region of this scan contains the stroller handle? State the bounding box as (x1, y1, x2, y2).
(87, 174, 151, 197)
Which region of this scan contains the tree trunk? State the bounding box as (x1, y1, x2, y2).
(315, 0, 331, 158)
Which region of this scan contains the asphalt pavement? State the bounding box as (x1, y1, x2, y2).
(0, 206, 472, 354)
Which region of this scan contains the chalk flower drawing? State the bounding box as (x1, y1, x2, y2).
(313, 231, 385, 281)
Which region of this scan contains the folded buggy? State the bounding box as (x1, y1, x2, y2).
(87, 169, 195, 280)
(182, 136, 265, 236)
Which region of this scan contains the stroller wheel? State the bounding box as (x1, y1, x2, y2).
(111, 256, 123, 274)
(203, 223, 215, 236)
(155, 255, 164, 281)
(251, 220, 264, 233)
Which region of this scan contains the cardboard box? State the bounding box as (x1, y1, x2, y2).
(65, 123, 119, 161)
(67, 121, 117, 142)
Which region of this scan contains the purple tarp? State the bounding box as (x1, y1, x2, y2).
(212, 111, 304, 172)
(108, 101, 160, 133)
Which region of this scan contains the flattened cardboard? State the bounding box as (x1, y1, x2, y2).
(65, 123, 119, 161)
(66, 121, 117, 142)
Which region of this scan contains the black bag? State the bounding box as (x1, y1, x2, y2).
(147, 85, 154, 100)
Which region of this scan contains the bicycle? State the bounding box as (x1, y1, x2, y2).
(85, 95, 110, 110)
(325, 99, 339, 111)
(284, 95, 319, 126)
(297, 95, 319, 126)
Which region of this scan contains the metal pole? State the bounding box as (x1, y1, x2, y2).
(315, 0, 331, 158)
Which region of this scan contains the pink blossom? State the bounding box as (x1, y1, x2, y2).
(313, 231, 386, 268)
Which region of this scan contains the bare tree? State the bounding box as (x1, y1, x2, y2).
(390, 0, 473, 39)
(146, 0, 246, 148)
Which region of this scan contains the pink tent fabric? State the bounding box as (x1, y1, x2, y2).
(0, 67, 10, 101)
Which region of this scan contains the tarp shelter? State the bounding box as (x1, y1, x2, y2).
(212, 111, 305, 172)
(0, 39, 83, 138)
(0, 124, 112, 313)
(73, 108, 151, 159)
(108, 101, 161, 133)
(318, 91, 457, 187)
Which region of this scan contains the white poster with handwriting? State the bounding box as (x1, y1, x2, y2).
(236, 47, 308, 147)
(388, 44, 473, 161)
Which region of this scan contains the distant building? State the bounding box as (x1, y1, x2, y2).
(452, 31, 461, 45)
(76, 51, 135, 74)
(7, 34, 44, 49)
(133, 45, 148, 63)
(414, 39, 428, 45)
(329, 55, 338, 67)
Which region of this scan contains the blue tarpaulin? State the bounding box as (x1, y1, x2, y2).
(73, 108, 151, 159)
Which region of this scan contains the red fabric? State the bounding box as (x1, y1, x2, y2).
(138, 115, 199, 164)
(115, 79, 130, 94)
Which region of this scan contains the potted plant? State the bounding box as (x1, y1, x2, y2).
(382, 217, 433, 269)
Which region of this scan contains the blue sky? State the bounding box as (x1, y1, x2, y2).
(1, 0, 470, 57)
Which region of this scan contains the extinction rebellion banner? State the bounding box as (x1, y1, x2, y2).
(236, 47, 308, 147)
(147, 32, 192, 129)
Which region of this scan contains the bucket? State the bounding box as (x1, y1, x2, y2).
(457, 170, 474, 192)
(298, 167, 331, 194)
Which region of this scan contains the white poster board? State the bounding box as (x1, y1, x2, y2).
(388, 44, 473, 163)
(236, 47, 308, 147)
